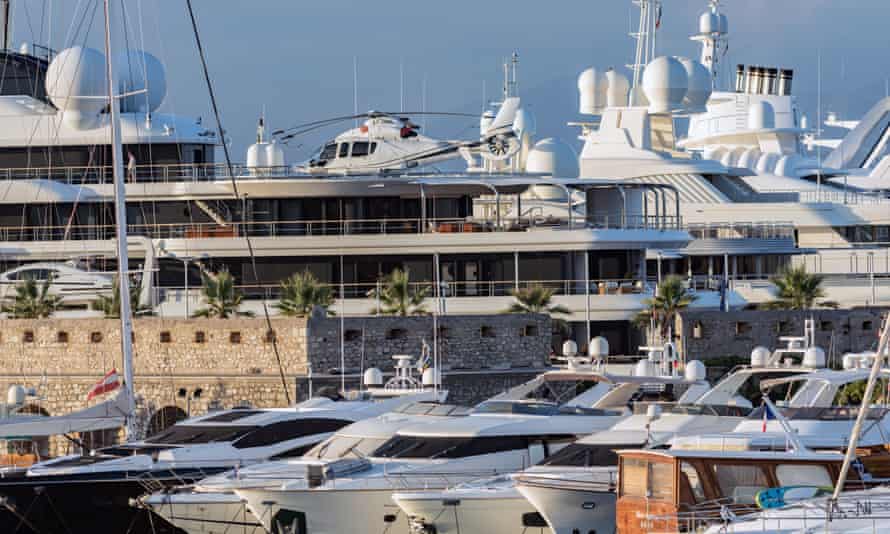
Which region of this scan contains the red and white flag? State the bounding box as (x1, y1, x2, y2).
(87, 369, 121, 401)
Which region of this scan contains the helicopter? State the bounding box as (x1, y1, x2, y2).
(271, 97, 524, 174)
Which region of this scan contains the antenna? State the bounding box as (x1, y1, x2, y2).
(1, 0, 9, 51)
(502, 57, 509, 100)
(509, 51, 519, 97)
(817, 49, 822, 197)
(353, 56, 359, 127)
(399, 57, 404, 113)
(628, 0, 661, 103)
(690, 0, 729, 89)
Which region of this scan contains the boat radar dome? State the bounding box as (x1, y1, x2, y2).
(747, 100, 776, 129)
(685, 360, 706, 382)
(577, 68, 607, 115)
(45, 46, 108, 129)
(6, 384, 25, 406)
(115, 50, 167, 113)
(363, 367, 384, 387)
(526, 138, 579, 178)
(699, 10, 719, 34)
(750, 346, 770, 367)
(803, 346, 826, 369)
(678, 57, 711, 113)
(641, 56, 688, 114)
(604, 69, 630, 108)
(588, 336, 609, 359)
(562, 340, 579, 358)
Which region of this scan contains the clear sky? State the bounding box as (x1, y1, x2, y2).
(10, 0, 890, 160)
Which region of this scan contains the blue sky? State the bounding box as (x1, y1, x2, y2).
(13, 0, 890, 160)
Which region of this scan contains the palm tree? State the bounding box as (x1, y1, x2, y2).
(368, 268, 429, 316)
(91, 276, 153, 318)
(276, 270, 335, 317)
(764, 265, 838, 310)
(192, 269, 254, 318)
(634, 275, 697, 341)
(504, 285, 570, 316)
(2, 277, 61, 319)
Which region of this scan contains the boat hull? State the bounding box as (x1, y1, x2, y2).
(395, 488, 552, 534)
(516, 481, 616, 534)
(146, 489, 265, 534)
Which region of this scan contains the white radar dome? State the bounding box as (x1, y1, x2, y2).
(589, 336, 609, 359)
(513, 108, 537, 139)
(526, 138, 579, 178)
(750, 346, 770, 367)
(699, 11, 719, 34)
(803, 346, 826, 369)
(114, 50, 167, 113)
(747, 100, 776, 130)
(605, 69, 630, 108)
(266, 142, 285, 167)
(45, 46, 108, 129)
(6, 385, 25, 406)
(578, 68, 608, 115)
(685, 360, 707, 382)
(562, 340, 578, 357)
(642, 56, 688, 114)
(678, 57, 712, 113)
(362, 367, 383, 387)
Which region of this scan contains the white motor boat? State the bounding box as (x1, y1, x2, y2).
(0, 261, 113, 304)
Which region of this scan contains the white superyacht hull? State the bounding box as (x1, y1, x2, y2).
(516, 476, 616, 534)
(394, 478, 552, 534)
(145, 489, 264, 534)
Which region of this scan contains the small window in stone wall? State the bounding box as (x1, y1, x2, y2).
(265, 330, 277, 343)
(735, 322, 751, 336)
(386, 328, 407, 340)
(230, 331, 242, 344)
(480, 326, 495, 338)
(194, 331, 206, 343)
(863, 320, 874, 331)
(23, 330, 34, 343)
(160, 331, 172, 343)
(820, 321, 834, 332)
(522, 325, 539, 337)
(344, 329, 362, 342)
(90, 332, 103, 343)
(56, 331, 69, 343)
(437, 326, 450, 339)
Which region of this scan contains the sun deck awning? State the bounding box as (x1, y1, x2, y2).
(0, 390, 131, 438)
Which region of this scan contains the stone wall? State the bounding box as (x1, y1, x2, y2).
(677, 308, 888, 362)
(0, 313, 550, 454)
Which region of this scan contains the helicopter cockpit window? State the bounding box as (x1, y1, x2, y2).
(338, 143, 350, 158)
(351, 142, 370, 157)
(319, 143, 337, 160)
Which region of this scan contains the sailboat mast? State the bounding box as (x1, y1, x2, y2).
(103, 0, 136, 440)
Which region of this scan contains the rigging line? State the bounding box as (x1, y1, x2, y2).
(184, 0, 291, 405)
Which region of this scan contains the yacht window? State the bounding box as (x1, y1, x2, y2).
(541, 443, 634, 467)
(775, 464, 831, 488)
(620, 458, 647, 497)
(233, 418, 354, 449)
(620, 457, 673, 500)
(319, 143, 337, 160)
(145, 425, 257, 445)
(269, 443, 317, 460)
(373, 435, 574, 459)
(680, 462, 706, 503)
(306, 436, 388, 460)
(351, 142, 370, 157)
(369, 142, 378, 154)
(713, 464, 769, 504)
(649, 461, 673, 500)
(338, 143, 349, 158)
(202, 410, 264, 423)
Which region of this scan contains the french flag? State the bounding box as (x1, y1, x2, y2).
(87, 369, 121, 401)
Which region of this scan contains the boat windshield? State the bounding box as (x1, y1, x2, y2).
(144, 425, 257, 445)
(305, 435, 389, 460)
(632, 403, 752, 417)
(473, 401, 618, 416)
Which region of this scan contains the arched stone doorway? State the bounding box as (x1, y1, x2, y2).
(147, 406, 187, 437)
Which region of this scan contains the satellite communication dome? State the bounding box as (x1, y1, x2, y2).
(479, 110, 495, 136)
(513, 108, 537, 139)
(362, 367, 384, 387)
(588, 336, 609, 359)
(736, 147, 762, 170)
(115, 50, 167, 113)
(562, 340, 578, 357)
(685, 360, 707, 382)
(642, 56, 688, 114)
(6, 384, 25, 406)
(747, 100, 776, 130)
(699, 10, 719, 34)
(750, 346, 770, 367)
(45, 46, 107, 129)
(803, 347, 826, 369)
(605, 69, 630, 108)
(526, 138, 579, 178)
(265, 142, 285, 167)
(577, 68, 607, 115)
(678, 57, 712, 113)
